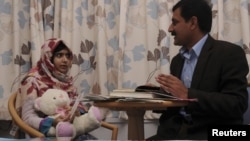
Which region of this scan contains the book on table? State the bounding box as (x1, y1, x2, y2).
(110, 85, 181, 100)
(110, 85, 198, 102)
(83, 94, 121, 101)
(83, 85, 198, 102)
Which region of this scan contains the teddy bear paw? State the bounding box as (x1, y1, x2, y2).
(89, 106, 109, 122)
(56, 122, 75, 137)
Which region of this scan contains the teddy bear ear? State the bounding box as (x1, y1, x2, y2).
(34, 97, 41, 110)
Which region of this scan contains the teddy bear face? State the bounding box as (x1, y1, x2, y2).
(34, 89, 71, 116)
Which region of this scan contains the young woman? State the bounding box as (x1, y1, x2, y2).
(15, 38, 105, 139)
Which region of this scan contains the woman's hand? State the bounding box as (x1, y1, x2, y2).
(66, 106, 81, 122)
(68, 108, 81, 122)
(52, 114, 71, 127)
(52, 106, 81, 126)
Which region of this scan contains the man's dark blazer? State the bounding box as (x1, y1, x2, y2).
(156, 35, 249, 139)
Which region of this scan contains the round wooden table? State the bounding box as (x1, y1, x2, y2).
(94, 100, 188, 140)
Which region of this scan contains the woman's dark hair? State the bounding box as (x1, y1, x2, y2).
(173, 0, 212, 33)
(51, 42, 71, 63)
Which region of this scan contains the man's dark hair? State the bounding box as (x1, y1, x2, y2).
(173, 0, 212, 33)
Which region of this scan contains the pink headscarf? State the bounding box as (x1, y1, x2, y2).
(18, 38, 77, 100)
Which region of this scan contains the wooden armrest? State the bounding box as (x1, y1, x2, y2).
(8, 92, 44, 138)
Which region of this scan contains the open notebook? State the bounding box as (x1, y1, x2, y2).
(84, 85, 198, 102)
(110, 85, 180, 99)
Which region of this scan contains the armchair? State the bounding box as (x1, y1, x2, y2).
(8, 91, 118, 140)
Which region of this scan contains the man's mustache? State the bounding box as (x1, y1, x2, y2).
(171, 31, 176, 36)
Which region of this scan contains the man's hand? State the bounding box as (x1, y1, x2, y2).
(155, 74, 188, 99)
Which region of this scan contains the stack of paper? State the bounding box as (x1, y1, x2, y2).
(110, 87, 180, 100)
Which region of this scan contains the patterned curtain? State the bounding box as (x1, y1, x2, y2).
(0, 0, 249, 120)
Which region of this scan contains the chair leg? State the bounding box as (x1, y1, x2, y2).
(101, 121, 118, 140)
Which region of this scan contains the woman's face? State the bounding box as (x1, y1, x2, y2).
(52, 49, 72, 74)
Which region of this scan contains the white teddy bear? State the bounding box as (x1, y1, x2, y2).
(34, 89, 103, 139)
